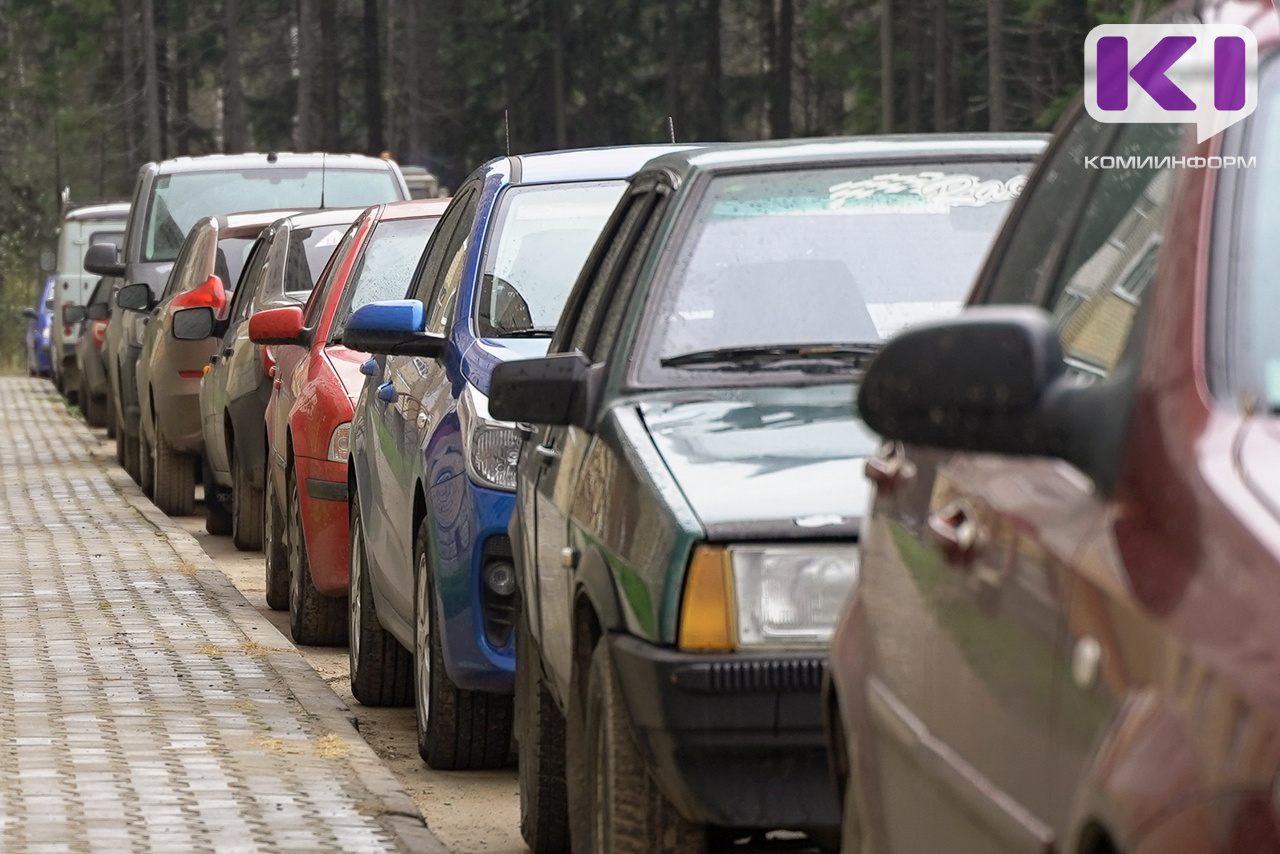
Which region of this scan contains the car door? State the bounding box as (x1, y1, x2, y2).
(858, 109, 1179, 853)
(364, 186, 480, 628)
(529, 187, 663, 692)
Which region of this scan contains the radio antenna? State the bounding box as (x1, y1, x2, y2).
(504, 109, 511, 157)
(319, 152, 327, 209)
(667, 116, 676, 144)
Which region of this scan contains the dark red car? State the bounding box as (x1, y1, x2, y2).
(825, 2, 1280, 852)
(249, 198, 448, 646)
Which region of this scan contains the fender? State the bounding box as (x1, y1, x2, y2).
(574, 542, 624, 636)
(226, 379, 271, 488)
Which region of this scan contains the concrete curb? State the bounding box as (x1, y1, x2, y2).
(79, 417, 449, 854)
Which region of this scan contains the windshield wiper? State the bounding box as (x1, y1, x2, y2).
(660, 343, 881, 371)
(496, 327, 555, 339)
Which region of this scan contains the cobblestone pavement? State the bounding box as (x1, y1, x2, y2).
(0, 378, 446, 853)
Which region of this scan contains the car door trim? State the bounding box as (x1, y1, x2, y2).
(867, 677, 1055, 854)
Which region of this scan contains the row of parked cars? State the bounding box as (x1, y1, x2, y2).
(48, 3, 1280, 848)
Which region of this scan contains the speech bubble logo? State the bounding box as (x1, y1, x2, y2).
(1085, 24, 1258, 144)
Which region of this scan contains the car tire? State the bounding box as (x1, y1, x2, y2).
(581, 640, 705, 854)
(349, 498, 413, 707)
(106, 395, 116, 439)
(138, 425, 155, 499)
(231, 447, 264, 551)
(264, 472, 289, 611)
(204, 480, 233, 536)
(414, 517, 514, 770)
(113, 400, 126, 463)
(287, 466, 347, 646)
(122, 429, 141, 483)
(152, 426, 194, 516)
(517, 607, 570, 853)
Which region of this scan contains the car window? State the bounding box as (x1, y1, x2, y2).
(304, 221, 363, 328)
(163, 224, 213, 299)
(282, 222, 349, 298)
(564, 192, 649, 357)
(1044, 121, 1182, 381)
(229, 236, 272, 323)
(476, 180, 627, 338)
(981, 108, 1115, 306)
(593, 194, 669, 363)
(329, 216, 440, 341)
(419, 191, 480, 335)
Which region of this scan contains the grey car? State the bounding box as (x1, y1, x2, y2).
(85, 152, 410, 487)
(199, 208, 362, 547)
(69, 276, 122, 429)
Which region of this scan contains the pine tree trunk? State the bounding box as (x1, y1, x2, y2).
(223, 0, 245, 152)
(880, 0, 893, 133)
(665, 0, 681, 139)
(296, 0, 315, 149)
(140, 0, 162, 160)
(705, 0, 724, 139)
(550, 0, 566, 149)
(120, 0, 140, 164)
(771, 0, 793, 138)
(988, 0, 1006, 130)
(318, 0, 339, 150)
(933, 0, 947, 131)
(364, 0, 383, 153)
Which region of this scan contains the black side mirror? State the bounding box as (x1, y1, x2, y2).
(117, 283, 152, 312)
(86, 302, 110, 321)
(21, 307, 37, 320)
(84, 243, 125, 278)
(172, 307, 216, 341)
(858, 306, 1067, 457)
(489, 352, 596, 428)
(63, 305, 88, 324)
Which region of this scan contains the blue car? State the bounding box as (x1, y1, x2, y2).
(23, 276, 54, 377)
(344, 144, 695, 770)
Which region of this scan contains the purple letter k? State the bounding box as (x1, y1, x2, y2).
(1130, 36, 1197, 111)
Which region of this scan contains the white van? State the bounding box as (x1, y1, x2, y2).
(52, 202, 130, 396)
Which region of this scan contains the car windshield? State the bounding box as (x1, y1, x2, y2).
(642, 160, 1031, 379)
(476, 181, 627, 338)
(331, 216, 440, 339)
(143, 168, 400, 262)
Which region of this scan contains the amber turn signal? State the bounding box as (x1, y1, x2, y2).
(678, 545, 735, 652)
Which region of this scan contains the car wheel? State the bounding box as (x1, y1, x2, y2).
(263, 471, 289, 610)
(231, 446, 264, 551)
(152, 425, 194, 516)
(349, 498, 413, 707)
(138, 424, 155, 499)
(287, 466, 347, 646)
(204, 463, 233, 536)
(517, 607, 570, 853)
(414, 517, 513, 770)
(582, 640, 705, 854)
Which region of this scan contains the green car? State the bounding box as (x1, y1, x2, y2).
(489, 135, 1045, 852)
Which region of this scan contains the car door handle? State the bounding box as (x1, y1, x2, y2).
(209, 354, 220, 364)
(866, 442, 914, 489)
(928, 502, 980, 561)
(376, 382, 397, 403)
(534, 444, 560, 466)
(223, 347, 234, 357)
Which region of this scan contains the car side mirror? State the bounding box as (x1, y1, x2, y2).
(172, 306, 216, 341)
(62, 305, 88, 324)
(117, 283, 152, 312)
(248, 305, 309, 346)
(489, 352, 596, 428)
(86, 302, 110, 321)
(858, 306, 1070, 459)
(341, 300, 446, 358)
(84, 243, 125, 278)
(21, 307, 37, 320)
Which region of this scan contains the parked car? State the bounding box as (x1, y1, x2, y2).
(342, 144, 696, 770)
(486, 135, 1045, 851)
(826, 4, 1280, 852)
(84, 152, 410, 486)
(248, 197, 449, 643)
(124, 210, 294, 515)
(50, 202, 128, 398)
(68, 276, 122, 428)
(199, 207, 364, 548)
(23, 275, 55, 378)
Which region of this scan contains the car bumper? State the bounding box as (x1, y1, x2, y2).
(607, 632, 841, 831)
(430, 476, 516, 694)
(296, 456, 350, 597)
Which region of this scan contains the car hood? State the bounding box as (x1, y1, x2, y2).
(638, 384, 879, 539)
(462, 337, 551, 395)
(327, 345, 369, 402)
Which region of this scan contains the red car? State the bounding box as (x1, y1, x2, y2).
(249, 198, 449, 645)
(826, 2, 1280, 852)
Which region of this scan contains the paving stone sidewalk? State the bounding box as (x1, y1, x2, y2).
(0, 378, 446, 853)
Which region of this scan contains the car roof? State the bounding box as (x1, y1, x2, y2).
(210, 209, 309, 239)
(272, 207, 365, 231)
(63, 202, 130, 221)
(378, 197, 453, 220)
(152, 152, 398, 175)
(501, 144, 704, 185)
(637, 134, 1048, 185)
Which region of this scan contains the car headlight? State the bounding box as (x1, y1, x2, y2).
(459, 382, 521, 491)
(678, 543, 858, 651)
(328, 422, 351, 462)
